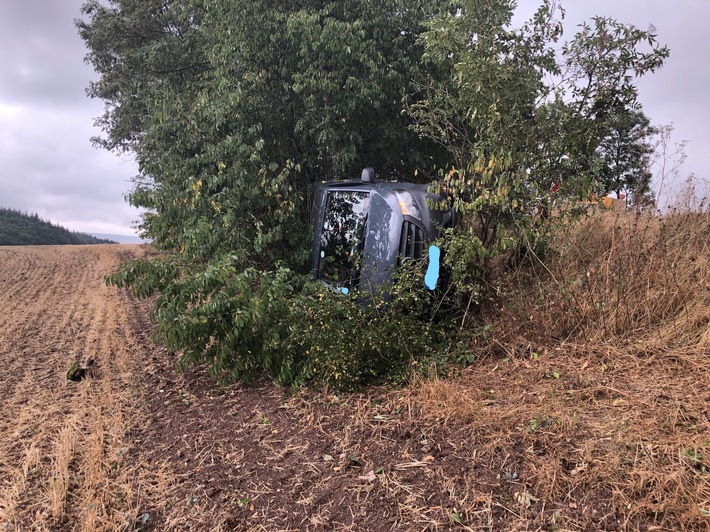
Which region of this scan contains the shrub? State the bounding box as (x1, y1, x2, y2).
(299, 259, 463, 389)
(108, 255, 451, 390)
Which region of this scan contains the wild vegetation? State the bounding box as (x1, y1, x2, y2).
(80, 0, 673, 389)
(0, 207, 116, 245)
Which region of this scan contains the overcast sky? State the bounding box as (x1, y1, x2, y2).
(0, 1, 707, 236)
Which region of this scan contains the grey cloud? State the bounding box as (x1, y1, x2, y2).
(0, 103, 138, 233)
(0, 0, 139, 235)
(0, 1, 93, 107)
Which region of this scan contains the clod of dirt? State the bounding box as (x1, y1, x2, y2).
(66, 358, 95, 382)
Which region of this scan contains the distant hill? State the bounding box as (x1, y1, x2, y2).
(0, 207, 117, 245)
(91, 233, 149, 244)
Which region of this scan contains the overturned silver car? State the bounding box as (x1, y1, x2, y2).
(310, 168, 456, 294)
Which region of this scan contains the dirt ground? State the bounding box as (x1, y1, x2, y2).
(0, 245, 154, 530)
(0, 245, 708, 531)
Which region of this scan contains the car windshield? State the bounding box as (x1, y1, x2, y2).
(318, 191, 370, 288)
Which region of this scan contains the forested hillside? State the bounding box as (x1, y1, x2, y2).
(0, 207, 116, 245)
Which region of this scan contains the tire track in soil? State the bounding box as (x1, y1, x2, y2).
(0, 245, 153, 531)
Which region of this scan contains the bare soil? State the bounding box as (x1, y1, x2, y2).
(0, 244, 708, 531)
(0, 245, 153, 530)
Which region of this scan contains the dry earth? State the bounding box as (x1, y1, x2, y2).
(0, 245, 153, 530)
(0, 244, 708, 531)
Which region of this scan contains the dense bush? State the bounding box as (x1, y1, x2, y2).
(109, 256, 452, 390)
(91, 0, 669, 390)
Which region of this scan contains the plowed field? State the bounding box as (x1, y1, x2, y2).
(0, 245, 154, 530)
(0, 244, 708, 531)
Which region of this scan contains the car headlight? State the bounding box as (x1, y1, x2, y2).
(395, 191, 422, 220)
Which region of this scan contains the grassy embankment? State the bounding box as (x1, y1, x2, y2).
(411, 204, 710, 528)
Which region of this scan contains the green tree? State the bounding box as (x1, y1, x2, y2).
(82, 0, 670, 386)
(79, 0, 450, 261)
(0, 207, 116, 245)
(407, 0, 668, 300)
(77, 0, 210, 154)
(80, 0, 452, 385)
(596, 108, 656, 206)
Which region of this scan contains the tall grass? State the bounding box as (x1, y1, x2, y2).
(407, 203, 710, 529)
(488, 205, 710, 355)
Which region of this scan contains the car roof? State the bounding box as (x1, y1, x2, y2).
(318, 179, 428, 193)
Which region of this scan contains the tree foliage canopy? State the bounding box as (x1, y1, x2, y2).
(597, 108, 655, 203)
(80, 0, 669, 387)
(79, 0, 450, 267)
(410, 0, 667, 199)
(406, 0, 667, 292)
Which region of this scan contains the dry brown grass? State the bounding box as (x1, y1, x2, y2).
(47, 422, 77, 521)
(406, 207, 710, 530)
(502, 208, 710, 349)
